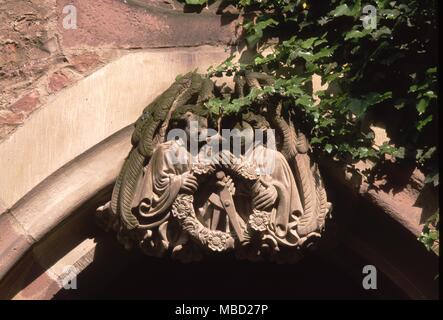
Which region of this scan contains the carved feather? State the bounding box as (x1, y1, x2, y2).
(293, 154, 321, 236)
(296, 132, 310, 154)
(111, 72, 212, 231)
(276, 117, 298, 159)
(110, 158, 128, 215)
(268, 100, 321, 236)
(312, 163, 330, 230)
(119, 148, 145, 229)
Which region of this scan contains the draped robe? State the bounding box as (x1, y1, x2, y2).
(131, 139, 191, 227)
(240, 142, 304, 240)
(131, 139, 303, 244)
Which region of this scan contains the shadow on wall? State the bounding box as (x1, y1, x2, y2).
(2, 170, 438, 300)
(53, 181, 415, 300)
(54, 245, 403, 300)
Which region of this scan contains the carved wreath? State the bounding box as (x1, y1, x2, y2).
(170, 160, 272, 252)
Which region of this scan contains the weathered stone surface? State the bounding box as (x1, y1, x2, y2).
(48, 71, 71, 93)
(0, 0, 56, 108)
(0, 0, 238, 141)
(0, 125, 16, 140)
(13, 270, 60, 300)
(0, 213, 32, 281)
(0, 200, 5, 214)
(322, 159, 435, 236)
(0, 47, 231, 209)
(9, 90, 40, 115)
(0, 126, 132, 298)
(0, 251, 60, 300)
(0, 42, 19, 65)
(0, 110, 25, 125)
(69, 52, 101, 73)
(57, 0, 240, 49)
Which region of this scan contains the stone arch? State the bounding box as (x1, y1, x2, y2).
(0, 47, 233, 299)
(0, 39, 438, 301)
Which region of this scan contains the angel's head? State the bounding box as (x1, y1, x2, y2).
(183, 111, 208, 147)
(169, 105, 210, 148)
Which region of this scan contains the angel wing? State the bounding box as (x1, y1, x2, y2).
(110, 72, 214, 230)
(234, 71, 331, 237)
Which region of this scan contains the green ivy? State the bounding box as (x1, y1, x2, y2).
(185, 0, 439, 250)
(216, 1, 436, 167)
(419, 211, 439, 256)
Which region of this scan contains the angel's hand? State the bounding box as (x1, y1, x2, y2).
(180, 172, 198, 193)
(253, 184, 278, 211)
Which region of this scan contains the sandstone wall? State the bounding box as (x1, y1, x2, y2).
(0, 0, 239, 208)
(0, 0, 240, 141)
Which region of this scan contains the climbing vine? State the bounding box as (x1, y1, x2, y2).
(419, 211, 439, 256)
(185, 0, 438, 251)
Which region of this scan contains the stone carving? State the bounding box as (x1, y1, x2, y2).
(96, 72, 332, 262)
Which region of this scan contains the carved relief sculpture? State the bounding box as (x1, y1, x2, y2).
(97, 72, 332, 263)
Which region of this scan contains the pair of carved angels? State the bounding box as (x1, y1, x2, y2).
(97, 72, 331, 263)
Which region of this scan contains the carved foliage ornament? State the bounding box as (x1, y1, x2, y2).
(96, 72, 332, 263)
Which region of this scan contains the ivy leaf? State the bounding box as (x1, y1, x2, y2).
(318, 16, 330, 26)
(372, 26, 392, 40)
(425, 173, 439, 186)
(331, 1, 361, 18)
(366, 91, 392, 105)
(380, 8, 401, 19)
(426, 67, 437, 75)
(245, 18, 278, 48)
(347, 99, 366, 118)
(357, 147, 370, 158)
(331, 4, 353, 17)
(313, 46, 337, 60)
(417, 115, 433, 131)
(394, 99, 406, 110)
(291, 49, 314, 62)
(345, 29, 370, 40)
(246, 32, 263, 48)
(423, 91, 437, 99)
(417, 98, 429, 115)
(393, 147, 406, 159)
(417, 146, 436, 163)
(205, 98, 224, 116)
(311, 136, 327, 144)
(319, 117, 336, 128)
(300, 37, 318, 49)
(409, 84, 418, 93)
(314, 38, 328, 47)
(346, 92, 392, 119)
(296, 95, 313, 108)
(184, 0, 207, 5)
